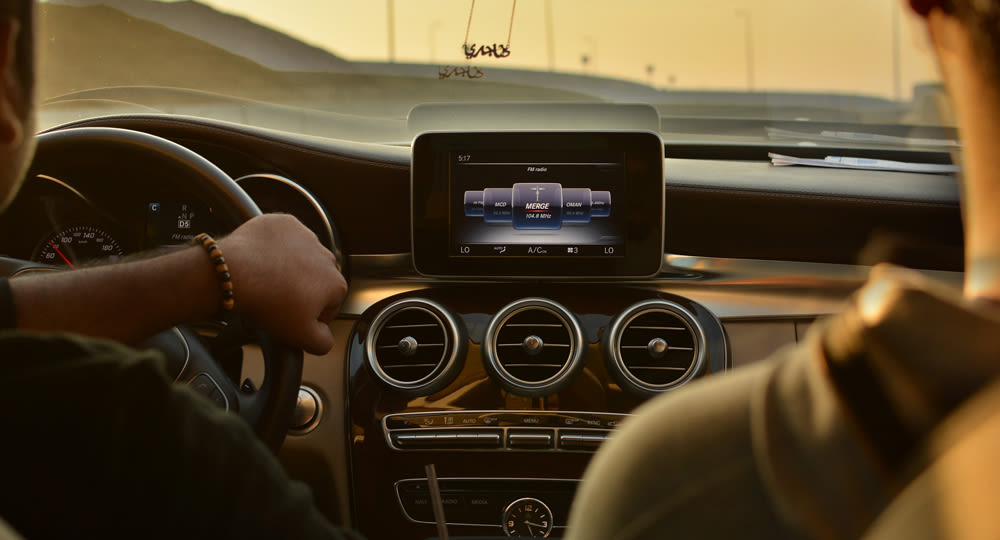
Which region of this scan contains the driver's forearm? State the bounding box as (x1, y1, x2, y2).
(9, 246, 220, 343)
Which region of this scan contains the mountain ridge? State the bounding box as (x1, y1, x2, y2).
(38, 3, 303, 101)
(47, 0, 354, 73)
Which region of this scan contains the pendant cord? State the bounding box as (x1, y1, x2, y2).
(464, 0, 517, 48)
(464, 0, 476, 46)
(507, 0, 517, 46)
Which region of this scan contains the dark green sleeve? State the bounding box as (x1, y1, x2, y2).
(0, 331, 364, 540)
(0, 278, 14, 329)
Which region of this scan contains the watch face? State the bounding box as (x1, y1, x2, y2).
(502, 497, 554, 537)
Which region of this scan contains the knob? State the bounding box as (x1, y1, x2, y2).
(291, 386, 322, 433)
(397, 336, 419, 356)
(647, 337, 669, 359)
(523, 335, 544, 356)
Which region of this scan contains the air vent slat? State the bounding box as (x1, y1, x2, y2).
(627, 326, 687, 331)
(383, 364, 439, 369)
(503, 363, 566, 368)
(619, 345, 694, 351)
(497, 343, 570, 348)
(385, 323, 440, 329)
(378, 343, 445, 349)
(504, 323, 565, 328)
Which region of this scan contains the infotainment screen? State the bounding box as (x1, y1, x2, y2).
(412, 131, 664, 277)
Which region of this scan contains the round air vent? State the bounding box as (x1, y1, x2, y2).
(365, 298, 465, 395)
(605, 300, 706, 396)
(483, 298, 585, 397)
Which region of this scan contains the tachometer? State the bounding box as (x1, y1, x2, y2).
(34, 225, 124, 268)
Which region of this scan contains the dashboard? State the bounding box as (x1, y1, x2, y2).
(0, 115, 965, 539)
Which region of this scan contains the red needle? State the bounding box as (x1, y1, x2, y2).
(48, 242, 75, 269)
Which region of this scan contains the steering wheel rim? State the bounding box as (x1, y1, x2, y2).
(31, 126, 304, 452)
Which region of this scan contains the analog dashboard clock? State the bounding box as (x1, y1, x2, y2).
(502, 497, 554, 538)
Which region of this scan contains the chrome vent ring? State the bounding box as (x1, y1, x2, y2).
(606, 299, 707, 395)
(483, 298, 585, 397)
(365, 298, 464, 395)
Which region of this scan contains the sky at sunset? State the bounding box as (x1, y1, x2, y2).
(161, 0, 940, 99)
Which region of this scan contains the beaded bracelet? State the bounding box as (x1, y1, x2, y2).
(193, 233, 235, 312)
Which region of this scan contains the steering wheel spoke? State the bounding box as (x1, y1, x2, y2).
(151, 326, 241, 414)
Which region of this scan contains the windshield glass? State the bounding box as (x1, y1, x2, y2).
(36, 0, 948, 145)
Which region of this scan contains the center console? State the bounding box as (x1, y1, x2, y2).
(347, 132, 729, 539)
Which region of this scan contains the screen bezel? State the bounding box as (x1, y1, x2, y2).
(412, 131, 664, 278)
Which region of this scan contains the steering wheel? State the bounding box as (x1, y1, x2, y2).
(20, 126, 303, 452)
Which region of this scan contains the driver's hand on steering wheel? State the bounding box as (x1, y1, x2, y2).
(219, 214, 347, 355)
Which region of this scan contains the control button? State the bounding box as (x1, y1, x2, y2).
(398, 480, 429, 493)
(402, 493, 435, 522)
(440, 493, 465, 517)
(189, 374, 215, 397)
(434, 432, 459, 443)
(512, 182, 563, 230)
(392, 431, 438, 448)
(208, 388, 228, 410)
(483, 188, 513, 223)
(508, 429, 554, 449)
(291, 387, 320, 431)
(590, 190, 612, 217)
(466, 493, 498, 524)
(476, 430, 503, 448)
(384, 415, 413, 429)
(559, 430, 610, 450)
(562, 187, 593, 223)
(605, 417, 625, 429)
(464, 190, 485, 217)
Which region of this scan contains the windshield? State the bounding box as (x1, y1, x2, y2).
(37, 0, 949, 145)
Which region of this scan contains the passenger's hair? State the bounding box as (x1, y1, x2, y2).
(0, 0, 33, 114)
(943, 0, 1000, 82)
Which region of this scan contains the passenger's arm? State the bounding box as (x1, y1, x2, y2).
(915, 6, 1000, 301)
(8, 214, 346, 354)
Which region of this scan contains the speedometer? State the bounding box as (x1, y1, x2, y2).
(34, 225, 124, 268)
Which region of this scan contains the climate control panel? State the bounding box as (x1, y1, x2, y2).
(383, 410, 627, 453)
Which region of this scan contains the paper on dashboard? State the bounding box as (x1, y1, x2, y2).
(768, 153, 960, 174)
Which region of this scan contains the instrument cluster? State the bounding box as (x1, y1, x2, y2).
(0, 172, 339, 270)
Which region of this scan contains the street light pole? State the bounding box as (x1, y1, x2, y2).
(583, 35, 597, 72)
(545, 0, 555, 70)
(891, 2, 902, 100)
(735, 10, 755, 91)
(387, 0, 396, 63)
